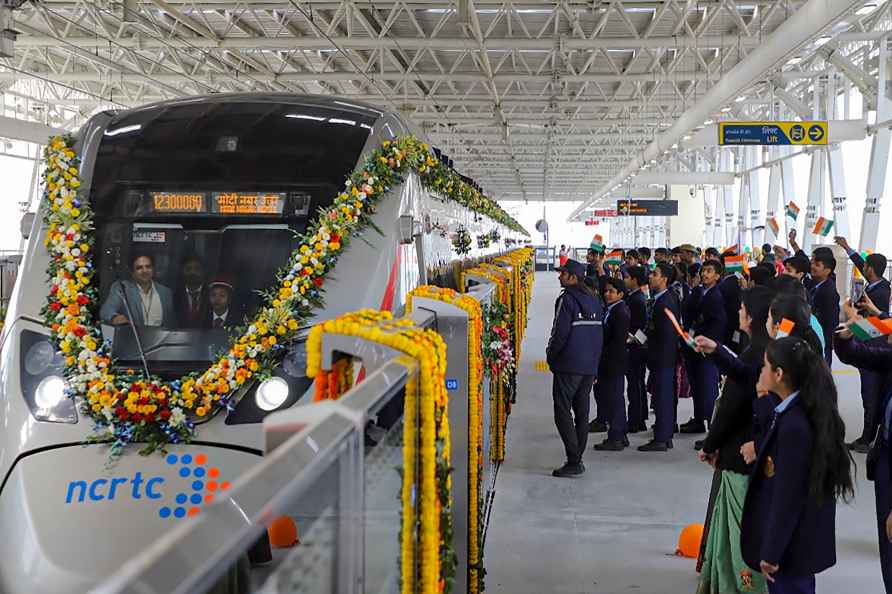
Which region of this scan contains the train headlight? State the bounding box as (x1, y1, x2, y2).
(19, 330, 77, 423)
(35, 375, 67, 409)
(256, 377, 289, 411)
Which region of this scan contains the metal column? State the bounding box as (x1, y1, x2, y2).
(722, 150, 736, 246)
(704, 186, 716, 247)
(803, 149, 826, 253)
(765, 160, 784, 244)
(859, 38, 892, 251)
(737, 148, 750, 250)
(749, 147, 764, 247)
(827, 143, 851, 239)
(781, 147, 798, 249)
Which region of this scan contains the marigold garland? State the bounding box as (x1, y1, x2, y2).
(407, 285, 485, 593)
(305, 310, 455, 594)
(40, 133, 526, 457)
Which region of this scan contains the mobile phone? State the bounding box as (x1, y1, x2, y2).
(852, 285, 864, 304)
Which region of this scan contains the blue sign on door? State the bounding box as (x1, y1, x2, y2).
(445, 379, 459, 390)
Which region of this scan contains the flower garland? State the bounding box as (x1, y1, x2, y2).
(305, 309, 455, 594)
(41, 134, 526, 456)
(407, 285, 485, 593)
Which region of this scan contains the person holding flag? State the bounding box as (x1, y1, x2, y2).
(808, 250, 840, 368)
(835, 235, 891, 453)
(719, 250, 745, 353)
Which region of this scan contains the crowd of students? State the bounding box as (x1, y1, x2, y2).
(545, 236, 892, 594)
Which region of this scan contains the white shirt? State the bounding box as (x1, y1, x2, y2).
(212, 310, 229, 328)
(139, 283, 163, 326)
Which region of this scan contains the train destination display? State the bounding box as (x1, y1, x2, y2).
(146, 191, 289, 216)
(150, 192, 206, 213)
(211, 192, 287, 215)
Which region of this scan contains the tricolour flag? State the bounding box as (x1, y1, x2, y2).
(767, 217, 780, 237)
(664, 308, 698, 350)
(850, 317, 892, 341)
(604, 250, 623, 266)
(785, 201, 801, 220)
(776, 318, 795, 339)
(590, 234, 605, 251)
(812, 216, 834, 236)
(724, 254, 747, 274)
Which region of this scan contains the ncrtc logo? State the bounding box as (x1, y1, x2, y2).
(64, 452, 230, 520)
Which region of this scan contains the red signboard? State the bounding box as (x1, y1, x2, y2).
(592, 209, 618, 218)
(584, 219, 600, 226)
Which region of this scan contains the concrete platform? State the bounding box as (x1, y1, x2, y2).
(485, 272, 884, 594)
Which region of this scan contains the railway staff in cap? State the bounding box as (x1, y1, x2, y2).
(101, 253, 176, 328)
(547, 259, 603, 477)
(206, 277, 239, 329)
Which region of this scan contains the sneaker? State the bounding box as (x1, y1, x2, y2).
(637, 440, 673, 452)
(588, 420, 608, 433)
(552, 462, 585, 477)
(594, 440, 626, 451)
(680, 418, 706, 434)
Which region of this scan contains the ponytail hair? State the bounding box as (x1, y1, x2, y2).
(769, 294, 823, 355)
(765, 337, 855, 504)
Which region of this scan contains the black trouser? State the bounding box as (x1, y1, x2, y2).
(552, 373, 595, 464)
(860, 368, 883, 443)
(626, 344, 647, 426)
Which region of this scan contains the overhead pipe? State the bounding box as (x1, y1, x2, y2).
(568, 0, 865, 221)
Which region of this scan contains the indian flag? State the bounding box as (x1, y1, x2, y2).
(776, 318, 795, 339)
(812, 216, 834, 236)
(767, 217, 780, 237)
(604, 250, 623, 266)
(850, 317, 892, 341)
(785, 201, 800, 220)
(590, 234, 604, 251)
(724, 254, 747, 274)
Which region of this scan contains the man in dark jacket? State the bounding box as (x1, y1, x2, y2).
(547, 259, 604, 477)
(719, 253, 743, 352)
(640, 262, 680, 452)
(681, 259, 727, 435)
(594, 277, 631, 450)
(624, 266, 649, 432)
(808, 250, 840, 368)
(836, 236, 892, 452)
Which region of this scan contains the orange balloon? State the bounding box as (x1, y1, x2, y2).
(268, 516, 299, 548)
(675, 523, 704, 558)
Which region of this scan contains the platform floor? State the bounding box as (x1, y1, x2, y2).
(485, 272, 884, 594)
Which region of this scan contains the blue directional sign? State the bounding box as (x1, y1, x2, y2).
(718, 121, 828, 146)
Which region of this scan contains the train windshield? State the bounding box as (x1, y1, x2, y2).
(88, 100, 375, 374)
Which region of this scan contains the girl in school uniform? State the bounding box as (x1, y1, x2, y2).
(741, 336, 855, 594)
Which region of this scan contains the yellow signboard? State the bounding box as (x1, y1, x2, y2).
(718, 121, 828, 146)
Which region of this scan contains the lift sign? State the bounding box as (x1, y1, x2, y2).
(718, 121, 828, 146)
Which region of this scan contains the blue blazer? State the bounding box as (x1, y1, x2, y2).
(624, 289, 647, 336)
(719, 275, 742, 345)
(809, 280, 840, 362)
(646, 290, 680, 367)
(741, 396, 837, 576)
(683, 284, 703, 331)
(692, 285, 727, 343)
(600, 300, 630, 377)
(100, 280, 176, 327)
(547, 285, 603, 376)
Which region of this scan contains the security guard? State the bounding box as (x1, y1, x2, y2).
(547, 259, 604, 477)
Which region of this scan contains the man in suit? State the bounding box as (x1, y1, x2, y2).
(207, 278, 240, 329)
(836, 236, 891, 452)
(174, 256, 209, 328)
(640, 262, 680, 452)
(594, 277, 631, 451)
(809, 250, 840, 368)
(681, 259, 727, 436)
(100, 253, 176, 327)
(624, 266, 649, 433)
(547, 259, 604, 477)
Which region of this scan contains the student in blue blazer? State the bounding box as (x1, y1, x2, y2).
(741, 336, 854, 593)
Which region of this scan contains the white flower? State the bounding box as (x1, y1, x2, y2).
(169, 408, 186, 427)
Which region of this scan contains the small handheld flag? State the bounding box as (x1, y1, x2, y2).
(604, 250, 623, 266)
(849, 317, 892, 341)
(664, 308, 699, 351)
(590, 234, 605, 252)
(776, 318, 795, 339)
(767, 217, 780, 237)
(724, 254, 748, 275)
(812, 216, 834, 236)
(785, 201, 800, 220)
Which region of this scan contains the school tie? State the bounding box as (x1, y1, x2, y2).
(213, 317, 223, 329)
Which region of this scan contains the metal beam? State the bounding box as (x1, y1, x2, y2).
(632, 171, 737, 185)
(0, 115, 64, 144)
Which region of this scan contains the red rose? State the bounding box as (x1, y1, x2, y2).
(76, 295, 88, 305)
(73, 326, 86, 337)
(115, 407, 127, 417)
(50, 285, 58, 295)
(138, 396, 148, 405)
(331, 234, 341, 243)
(313, 277, 323, 287)
(159, 409, 171, 420)
(49, 302, 61, 311)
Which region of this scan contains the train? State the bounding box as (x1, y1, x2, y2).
(0, 93, 526, 593)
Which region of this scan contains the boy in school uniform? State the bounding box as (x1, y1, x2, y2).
(594, 277, 631, 451)
(624, 266, 649, 433)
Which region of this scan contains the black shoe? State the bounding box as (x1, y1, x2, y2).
(588, 420, 608, 433)
(694, 439, 705, 451)
(638, 440, 672, 452)
(680, 419, 707, 434)
(552, 462, 585, 477)
(628, 421, 647, 433)
(847, 439, 870, 454)
(595, 439, 627, 451)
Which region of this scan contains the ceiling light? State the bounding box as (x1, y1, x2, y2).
(735, 95, 747, 102)
(856, 2, 879, 16)
(815, 35, 833, 47)
(704, 119, 715, 125)
(787, 56, 803, 65)
(721, 106, 732, 113)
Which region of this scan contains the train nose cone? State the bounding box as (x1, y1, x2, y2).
(0, 444, 258, 594)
